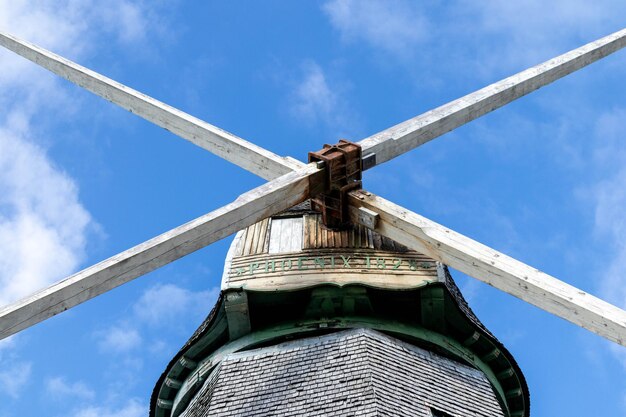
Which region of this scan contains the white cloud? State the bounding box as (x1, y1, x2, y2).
(0, 1, 89, 56)
(0, 0, 172, 307)
(323, 0, 429, 56)
(562, 106, 626, 373)
(96, 325, 142, 354)
(0, 3, 89, 305)
(46, 377, 95, 401)
(290, 62, 337, 123)
(0, 334, 31, 400)
(72, 399, 145, 417)
(592, 109, 626, 171)
(0, 1, 199, 414)
(133, 283, 218, 326)
(322, 0, 626, 78)
(0, 336, 16, 357)
(584, 108, 626, 313)
(99, 1, 150, 44)
(0, 361, 31, 399)
(0, 0, 160, 52)
(288, 61, 357, 134)
(465, 0, 622, 45)
(458, 0, 626, 73)
(0, 124, 91, 305)
(592, 166, 626, 313)
(93, 283, 218, 355)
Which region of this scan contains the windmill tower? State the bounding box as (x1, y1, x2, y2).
(1, 25, 626, 416)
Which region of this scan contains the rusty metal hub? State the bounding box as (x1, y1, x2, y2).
(308, 139, 362, 229)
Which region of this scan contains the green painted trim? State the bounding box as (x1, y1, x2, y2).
(168, 317, 510, 417)
(420, 285, 446, 332)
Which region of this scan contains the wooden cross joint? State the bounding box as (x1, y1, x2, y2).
(308, 139, 363, 229)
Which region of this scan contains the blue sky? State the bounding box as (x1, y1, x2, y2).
(1, 1, 626, 416)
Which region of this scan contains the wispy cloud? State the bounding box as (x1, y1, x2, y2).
(84, 283, 217, 416)
(288, 61, 357, 134)
(323, 0, 430, 57)
(0, 124, 92, 305)
(0, 4, 93, 306)
(290, 62, 336, 123)
(0, 361, 31, 399)
(0, 0, 165, 52)
(0, 0, 174, 306)
(96, 325, 143, 354)
(98, 0, 154, 45)
(0, 335, 31, 400)
(591, 162, 626, 370)
(0, 336, 16, 358)
(579, 108, 626, 312)
(0, 1, 172, 410)
(72, 398, 145, 417)
(46, 377, 95, 401)
(133, 283, 218, 326)
(585, 111, 626, 366)
(93, 283, 219, 355)
(322, 0, 626, 78)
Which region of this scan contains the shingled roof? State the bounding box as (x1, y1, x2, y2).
(179, 328, 506, 417)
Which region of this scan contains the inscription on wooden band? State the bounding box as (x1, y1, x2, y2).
(228, 251, 436, 278)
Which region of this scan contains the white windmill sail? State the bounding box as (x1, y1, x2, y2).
(0, 163, 322, 339)
(358, 28, 626, 170)
(0, 32, 301, 180)
(348, 190, 626, 346)
(1, 28, 626, 350)
(2, 29, 626, 180)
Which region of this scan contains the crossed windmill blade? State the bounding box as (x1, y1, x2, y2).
(1, 28, 626, 348)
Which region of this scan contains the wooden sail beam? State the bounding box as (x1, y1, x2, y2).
(2, 29, 626, 346)
(357, 28, 626, 170)
(0, 31, 302, 181)
(3, 28, 625, 180)
(0, 164, 324, 340)
(348, 190, 626, 347)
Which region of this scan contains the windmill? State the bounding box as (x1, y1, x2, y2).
(1, 23, 626, 416)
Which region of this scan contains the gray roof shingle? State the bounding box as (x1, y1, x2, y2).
(179, 328, 505, 417)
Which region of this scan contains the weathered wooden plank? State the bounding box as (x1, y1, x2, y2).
(224, 248, 439, 291)
(251, 218, 264, 254)
(358, 28, 626, 169)
(268, 217, 304, 253)
(0, 31, 302, 180)
(257, 218, 270, 254)
(0, 164, 323, 340)
(348, 190, 626, 347)
(268, 218, 282, 254)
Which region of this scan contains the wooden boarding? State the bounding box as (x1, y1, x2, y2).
(348, 190, 626, 347)
(222, 212, 439, 291)
(225, 249, 440, 291)
(358, 28, 626, 169)
(0, 32, 302, 180)
(0, 164, 323, 340)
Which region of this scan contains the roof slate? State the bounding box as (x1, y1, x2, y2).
(179, 328, 506, 417)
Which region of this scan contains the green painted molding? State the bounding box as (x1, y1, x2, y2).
(166, 317, 510, 417)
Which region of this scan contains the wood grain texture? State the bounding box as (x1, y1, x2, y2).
(224, 249, 439, 291)
(348, 190, 626, 347)
(268, 217, 303, 254)
(0, 164, 323, 340)
(358, 28, 626, 168)
(0, 31, 302, 180)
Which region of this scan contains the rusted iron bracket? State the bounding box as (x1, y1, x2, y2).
(308, 139, 362, 229)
